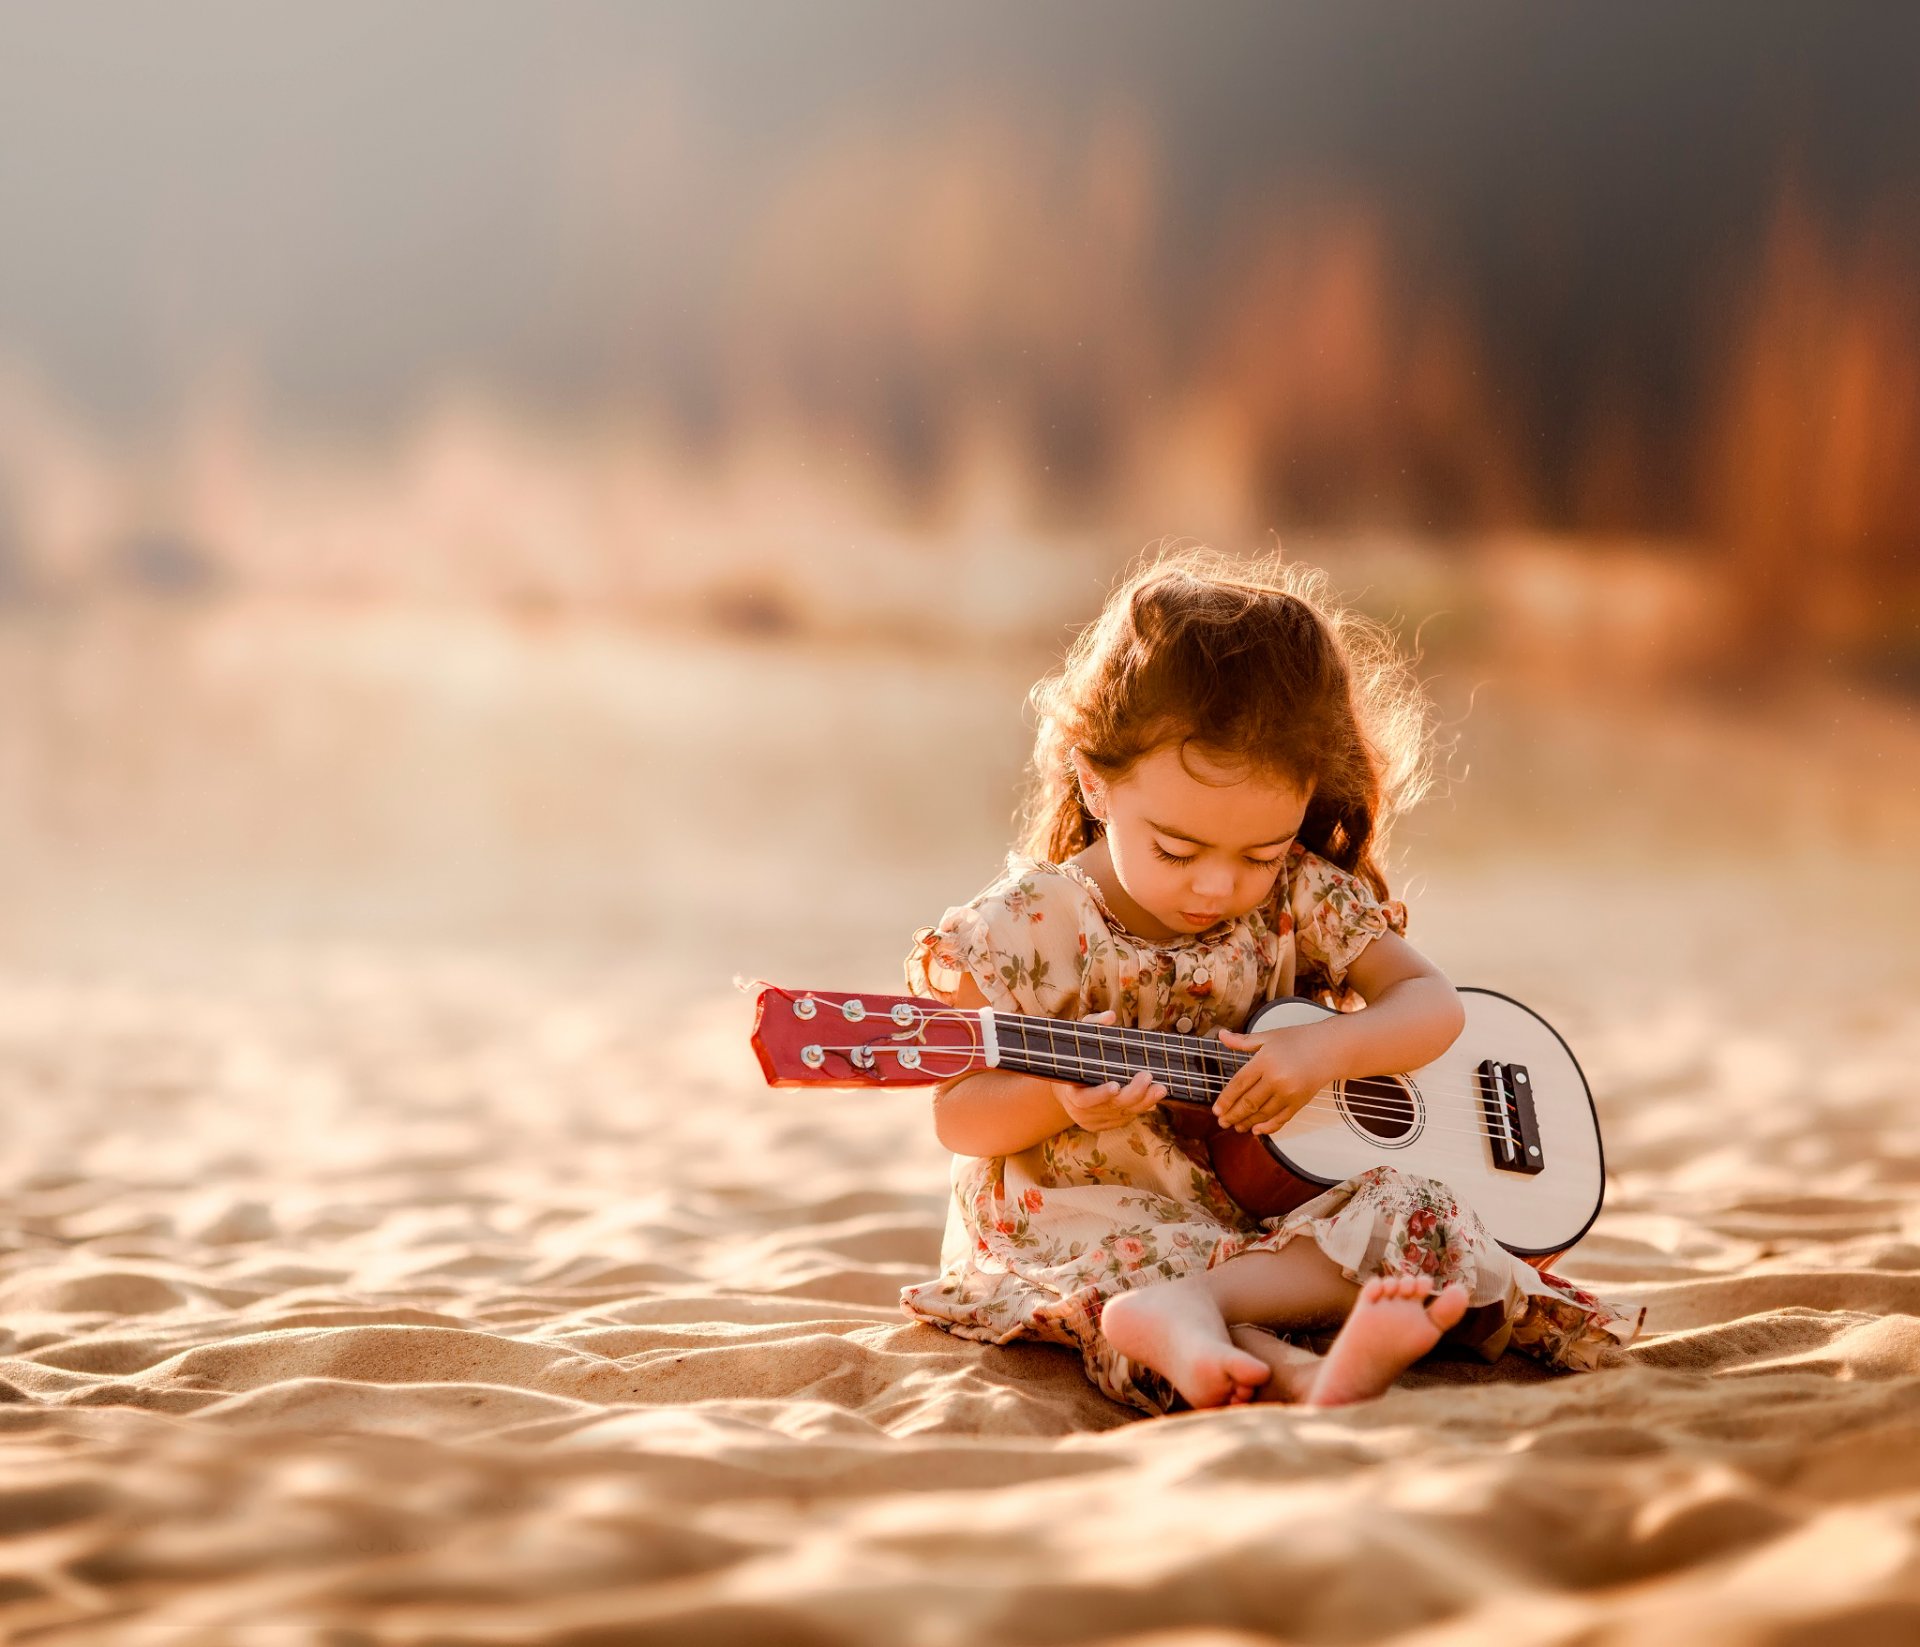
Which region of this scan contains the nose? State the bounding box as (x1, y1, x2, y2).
(1191, 861, 1235, 899)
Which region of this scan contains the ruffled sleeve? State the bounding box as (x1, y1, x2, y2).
(1285, 847, 1410, 1007)
(905, 861, 1095, 1018)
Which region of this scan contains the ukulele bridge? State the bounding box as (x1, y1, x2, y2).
(1478, 1060, 1545, 1175)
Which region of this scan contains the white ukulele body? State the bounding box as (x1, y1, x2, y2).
(1239, 988, 1605, 1257)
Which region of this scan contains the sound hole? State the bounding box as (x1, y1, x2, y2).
(1340, 1075, 1418, 1142)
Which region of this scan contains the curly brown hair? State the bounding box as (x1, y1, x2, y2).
(1020, 545, 1438, 901)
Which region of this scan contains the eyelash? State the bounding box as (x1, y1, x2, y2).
(1151, 843, 1285, 871)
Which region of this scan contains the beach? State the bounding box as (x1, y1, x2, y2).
(3, 605, 1919, 1643)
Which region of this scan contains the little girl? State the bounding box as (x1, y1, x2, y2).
(900, 550, 1643, 1415)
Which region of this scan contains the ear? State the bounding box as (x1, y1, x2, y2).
(1068, 748, 1106, 817)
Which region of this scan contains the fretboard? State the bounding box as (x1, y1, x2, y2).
(993, 1014, 1247, 1104)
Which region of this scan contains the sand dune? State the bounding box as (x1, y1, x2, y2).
(3, 616, 1919, 1642)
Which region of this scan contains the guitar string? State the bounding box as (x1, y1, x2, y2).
(789, 1011, 1541, 1125)
(771, 996, 1548, 1124)
(899, 1005, 1549, 1114)
(793, 1038, 1540, 1147)
(856, 1011, 1548, 1128)
(900, 1001, 1539, 1088)
(802, 1038, 1533, 1172)
(801, 1006, 1540, 1114)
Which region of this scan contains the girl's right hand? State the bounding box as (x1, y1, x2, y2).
(1048, 1011, 1169, 1133)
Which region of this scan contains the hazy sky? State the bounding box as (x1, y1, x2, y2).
(1, 1, 1914, 437)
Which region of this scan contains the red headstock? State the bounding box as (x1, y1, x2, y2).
(749, 984, 990, 1088)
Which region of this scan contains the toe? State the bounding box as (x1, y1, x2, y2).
(1227, 1349, 1272, 1386)
(1425, 1282, 1470, 1332)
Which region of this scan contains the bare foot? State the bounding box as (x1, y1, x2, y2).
(1226, 1324, 1322, 1404)
(1304, 1274, 1470, 1408)
(1103, 1276, 1274, 1410)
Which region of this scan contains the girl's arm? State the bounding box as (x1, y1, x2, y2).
(927, 973, 1077, 1157)
(1213, 932, 1467, 1133)
(1313, 931, 1467, 1078)
(933, 1068, 1076, 1158)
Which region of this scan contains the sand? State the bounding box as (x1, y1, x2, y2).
(3, 609, 1920, 1644)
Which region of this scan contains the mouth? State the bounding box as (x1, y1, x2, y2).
(1181, 911, 1225, 927)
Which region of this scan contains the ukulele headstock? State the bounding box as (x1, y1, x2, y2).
(749, 985, 989, 1088)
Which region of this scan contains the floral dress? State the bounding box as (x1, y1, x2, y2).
(899, 844, 1645, 1416)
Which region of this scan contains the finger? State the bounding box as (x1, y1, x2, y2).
(1231, 1081, 1275, 1120)
(1136, 1082, 1168, 1108)
(1222, 1083, 1269, 1128)
(1252, 1101, 1299, 1135)
(1214, 1073, 1253, 1120)
(1073, 1081, 1120, 1109)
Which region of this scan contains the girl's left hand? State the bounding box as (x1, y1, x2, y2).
(1210, 1025, 1341, 1135)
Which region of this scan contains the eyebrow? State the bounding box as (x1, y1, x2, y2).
(1148, 821, 1300, 850)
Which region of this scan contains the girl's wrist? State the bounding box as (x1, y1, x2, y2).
(1301, 1012, 1366, 1084)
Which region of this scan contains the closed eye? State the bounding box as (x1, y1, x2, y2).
(1152, 841, 1287, 870)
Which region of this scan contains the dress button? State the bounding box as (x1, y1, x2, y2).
(1191, 965, 1210, 985)
(1176, 1015, 1194, 1033)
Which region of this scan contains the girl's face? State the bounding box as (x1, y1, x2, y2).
(1073, 743, 1311, 939)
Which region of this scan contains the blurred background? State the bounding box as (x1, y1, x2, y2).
(0, 1, 1915, 1005)
(7, 12, 1920, 1628)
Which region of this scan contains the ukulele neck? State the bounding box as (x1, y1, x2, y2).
(992, 1014, 1244, 1100)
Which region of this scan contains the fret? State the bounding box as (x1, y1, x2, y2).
(1179, 1029, 1221, 1105)
(1143, 1028, 1173, 1093)
(985, 1012, 1254, 1103)
(1016, 1014, 1092, 1086)
(1071, 1019, 1099, 1086)
(1210, 1038, 1244, 1090)
(1002, 1015, 1044, 1082)
(1073, 1019, 1106, 1085)
(1010, 1015, 1032, 1072)
(1001, 1014, 1030, 1076)
(1085, 1019, 1116, 1086)
(1093, 1020, 1120, 1086)
(1182, 1036, 1213, 1098)
(1029, 1013, 1059, 1074)
(1077, 1019, 1103, 1086)
(1175, 1031, 1209, 1100)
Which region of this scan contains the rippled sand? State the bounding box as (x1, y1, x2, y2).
(3, 608, 1919, 1644)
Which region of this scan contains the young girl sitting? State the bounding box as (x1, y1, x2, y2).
(901, 550, 1643, 1415)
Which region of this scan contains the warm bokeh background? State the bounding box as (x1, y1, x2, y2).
(1, 2, 1916, 962)
(2, 7, 1919, 1642)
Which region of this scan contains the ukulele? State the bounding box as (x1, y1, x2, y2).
(748, 983, 1605, 1261)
